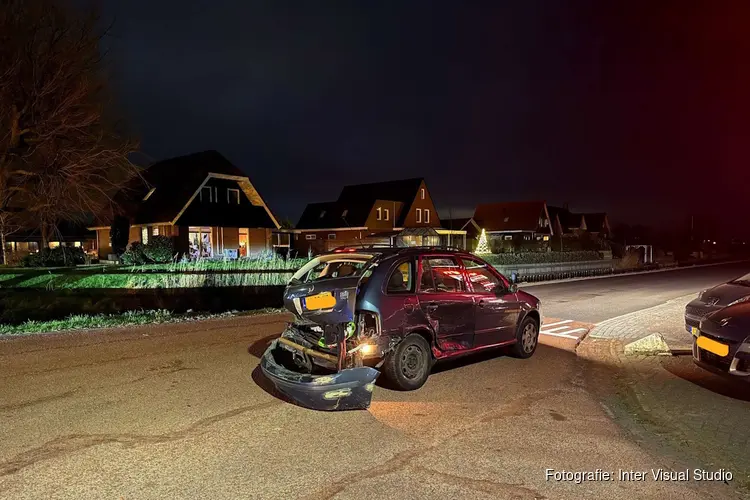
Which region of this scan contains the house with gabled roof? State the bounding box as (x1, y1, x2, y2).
(292, 178, 464, 254)
(88, 150, 280, 259)
(472, 201, 553, 252)
(547, 205, 587, 238)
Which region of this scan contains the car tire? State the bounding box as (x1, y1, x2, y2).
(509, 316, 539, 359)
(382, 334, 432, 391)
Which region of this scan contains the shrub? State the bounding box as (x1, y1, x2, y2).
(120, 241, 148, 265)
(142, 235, 174, 263)
(20, 246, 86, 267)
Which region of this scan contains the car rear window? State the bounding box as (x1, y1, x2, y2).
(291, 254, 374, 284)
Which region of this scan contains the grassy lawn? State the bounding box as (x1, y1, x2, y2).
(0, 307, 285, 336)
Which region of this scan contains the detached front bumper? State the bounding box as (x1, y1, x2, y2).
(260, 339, 380, 411)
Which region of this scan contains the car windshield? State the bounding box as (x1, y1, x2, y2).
(290, 253, 374, 284)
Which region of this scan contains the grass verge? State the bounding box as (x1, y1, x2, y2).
(0, 307, 286, 336)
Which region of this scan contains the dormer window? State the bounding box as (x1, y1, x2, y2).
(200, 186, 213, 202)
(227, 188, 240, 204)
(143, 188, 156, 201)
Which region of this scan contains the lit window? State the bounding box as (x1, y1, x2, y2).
(227, 188, 240, 204)
(74, 241, 82, 247)
(420, 188, 425, 200)
(306, 234, 316, 240)
(328, 234, 336, 240)
(377, 207, 382, 220)
(383, 208, 389, 221)
(141, 227, 149, 244)
(153, 226, 159, 236)
(425, 209, 430, 224)
(200, 186, 213, 202)
(543, 235, 550, 241)
(49, 242, 60, 248)
(416, 208, 422, 223)
(143, 188, 156, 201)
(504, 235, 512, 241)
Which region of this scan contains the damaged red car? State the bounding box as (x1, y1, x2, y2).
(260, 246, 542, 411)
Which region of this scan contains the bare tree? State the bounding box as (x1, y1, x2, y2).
(0, 0, 140, 253)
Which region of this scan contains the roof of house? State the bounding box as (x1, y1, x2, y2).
(114, 150, 276, 227)
(473, 201, 549, 232)
(547, 206, 585, 233)
(581, 212, 608, 232)
(296, 177, 425, 229)
(441, 218, 472, 230)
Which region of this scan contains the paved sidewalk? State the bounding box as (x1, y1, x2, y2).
(579, 333, 750, 496)
(588, 294, 696, 351)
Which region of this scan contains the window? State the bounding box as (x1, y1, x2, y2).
(292, 255, 373, 283)
(141, 227, 149, 244)
(228, 188, 240, 204)
(419, 257, 465, 293)
(425, 209, 430, 224)
(188, 227, 212, 258)
(200, 186, 213, 202)
(153, 226, 159, 236)
(383, 208, 389, 221)
(305, 234, 317, 240)
(524, 234, 531, 241)
(74, 241, 81, 247)
(416, 208, 422, 223)
(376, 207, 382, 220)
(387, 260, 414, 293)
(143, 188, 156, 201)
(504, 235, 512, 240)
(328, 233, 336, 240)
(543, 235, 550, 241)
(420, 188, 425, 200)
(462, 258, 503, 293)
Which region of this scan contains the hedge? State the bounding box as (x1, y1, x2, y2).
(480, 251, 602, 266)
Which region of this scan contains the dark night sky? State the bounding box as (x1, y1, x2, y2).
(100, 1, 750, 237)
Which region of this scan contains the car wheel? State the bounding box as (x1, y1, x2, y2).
(509, 316, 539, 359)
(383, 334, 432, 391)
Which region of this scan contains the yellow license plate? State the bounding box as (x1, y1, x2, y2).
(690, 326, 699, 337)
(696, 336, 729, 357)
(304, 292, 336, 311)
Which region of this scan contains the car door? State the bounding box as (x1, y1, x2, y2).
(461, 257, 520, 346)
(377, 257, 421, 338)
(417, 255, 475, 352)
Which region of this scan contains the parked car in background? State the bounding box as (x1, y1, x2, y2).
(692, 302, 750, 380)
(260, 246, 542, 410)
(684, 272, 750, 335)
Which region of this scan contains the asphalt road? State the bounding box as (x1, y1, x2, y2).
(522, 262, 750, 323)
(1, 263, 748, 499)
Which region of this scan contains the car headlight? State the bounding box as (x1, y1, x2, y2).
(728, 296, 750, 307)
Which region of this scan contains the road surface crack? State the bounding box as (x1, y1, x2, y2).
(0, 400, 280, 477)
(303, 389, 560, 500)
(410, 465, 546, 499)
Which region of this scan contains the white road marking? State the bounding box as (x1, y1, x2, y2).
(561, 328, 588, 335)
(541, 325, 576, 333)
(541, 319, 573, 328)
(540, 331, 580, 339)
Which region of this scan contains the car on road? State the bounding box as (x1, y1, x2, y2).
(684, 272, 750, 335)
(692, 301, 750, 380)
(260, 246, 542, 410)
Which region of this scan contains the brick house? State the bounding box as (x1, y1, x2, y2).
(89, 151, 280, 260)
(472, 201, 553, 252)
(291, 178, 465, 254)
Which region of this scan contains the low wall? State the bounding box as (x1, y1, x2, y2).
(494, 259, 620, 283)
